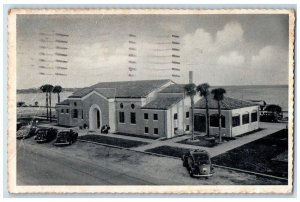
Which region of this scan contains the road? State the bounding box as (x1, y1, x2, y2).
(17, 137, 286, 186)
(17, 141, 156, 185)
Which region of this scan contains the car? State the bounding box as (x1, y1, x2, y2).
(260, 104, 283, 122)
(34, 128, 58, 143)
(182, 149, 214, 177)
(54, 129, 78, 146)
(16, 125, 38, 139)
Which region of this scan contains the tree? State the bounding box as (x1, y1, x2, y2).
(53, 85, 63, 103)
(211, 88, 226, 142)
(197, 83, 211, 137)
(184, 83, 197, 141)
(40, 84, 54, 121)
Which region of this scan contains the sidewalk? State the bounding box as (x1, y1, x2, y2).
(37, 121, 287, 158)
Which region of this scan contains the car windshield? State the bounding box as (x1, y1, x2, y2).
(193, 153, 210, 164)
(37, 129, 47, 135)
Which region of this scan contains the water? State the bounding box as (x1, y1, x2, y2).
(17, 91, 73, 107)
(17, 85, 289, 111)
(222, 85, 289, 111)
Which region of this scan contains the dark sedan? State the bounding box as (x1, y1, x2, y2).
(17, 125, 38, 139)
(54, 130, 78, 146)
(182, 149, 215, 177)
(34, 128, 58, 143)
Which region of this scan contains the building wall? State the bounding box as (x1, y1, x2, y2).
(140, 109, 166, 137)
(193, 108, 231, 137)
(231, 106, 259, 137)
(56, 105, 71, 126)
(115, 98, 143, 135)
(82, 94, 110, 128)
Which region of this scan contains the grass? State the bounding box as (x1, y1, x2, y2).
(78, 134, 148, 148)
(176, 128, 264, 148)
(145, 145, 190, 158)
(176, 136, 219, 148)
(113, 132, 160, 140)
(212, 129, 288, 178)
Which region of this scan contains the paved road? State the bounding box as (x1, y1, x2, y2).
(17, 141, 156, 185)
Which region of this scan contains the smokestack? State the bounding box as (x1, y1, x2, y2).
(189, 71, 193, 84)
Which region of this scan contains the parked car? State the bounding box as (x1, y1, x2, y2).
(260, 104, 283, 122)
(34, 128, 57, 143)
(182, 149, 214, 177)
(54, 130, 78, 146)
(16, 125, 38, 139)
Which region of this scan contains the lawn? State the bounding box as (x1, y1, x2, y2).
(145, 145, 190, 158)
(212, 129, 288, 178)
(113, 132, 160, 140)
(176, 136, 219, 148)
(78, 135, 148, 148)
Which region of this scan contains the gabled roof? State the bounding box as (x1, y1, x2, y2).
(194, 95, 258, 110)
(69, 80, 171, 99)
(142, 94, 184, 110)
(159, 84, 186, 93)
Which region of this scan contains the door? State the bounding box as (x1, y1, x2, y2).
(194, 114, 206, 132)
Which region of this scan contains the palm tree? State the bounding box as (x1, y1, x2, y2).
(184, 83, 197, 141)
(47, 85, 54, 122)
(53, 85, 63, 104)
(211, 88, 226, 142)
(40, 84, 54, 121)
(197, 83, 210, 137)
(40, 85, 49, 120)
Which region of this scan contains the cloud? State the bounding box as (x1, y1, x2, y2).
(217, 51, 245, 67)
(216, 22, 244, 49)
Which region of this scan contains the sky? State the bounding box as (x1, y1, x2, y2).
(17, 14, 289, 89)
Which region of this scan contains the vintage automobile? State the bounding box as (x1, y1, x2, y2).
(182, 149, 214, 177)
(34, 128, 58, 143)
(16, 125, 38, 139)
(54, 130, 78, 146)
(260, 104, 283, 122)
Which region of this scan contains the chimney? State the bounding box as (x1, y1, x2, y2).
(189, 71, 193, 84)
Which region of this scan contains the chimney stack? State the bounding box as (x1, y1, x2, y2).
(189, 71, 193, 84)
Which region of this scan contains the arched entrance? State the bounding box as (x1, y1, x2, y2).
(89, 104, 101, 130)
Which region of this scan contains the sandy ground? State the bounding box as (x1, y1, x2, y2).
(17, 137, 286, 185)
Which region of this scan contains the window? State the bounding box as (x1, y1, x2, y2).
(120, 103, 123, 108)
(174, 127, 178, 133)
(130, 112, 136, 124)
(154, 128, 158, 135)
(144, 113, 148, 120)
(210, 114, 225, 128)
(74, 102, 77, 106)
(81, 110, 84, 119)
(174, 113, 178, 120)
(144, 127, 149, 134)
(186, 125, 190, 131)
(61, 109, 64, 113)
(232, 115, 240, 127)
(72, 109, 78, 118)
(131, 104, 135, 109)
(242, 112, 250, 124)
(153, 114, 158, 120)
(186, 112, 189, 118)
(66, 109, 69, 113)
(251, 111, 258, 122)
(119, 112, 125, 123)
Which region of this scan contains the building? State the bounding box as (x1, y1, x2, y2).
(193, 95, 259, 137)
(56, 80, 198, 138)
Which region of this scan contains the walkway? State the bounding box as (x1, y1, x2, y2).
(38, 122, 287, 158)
